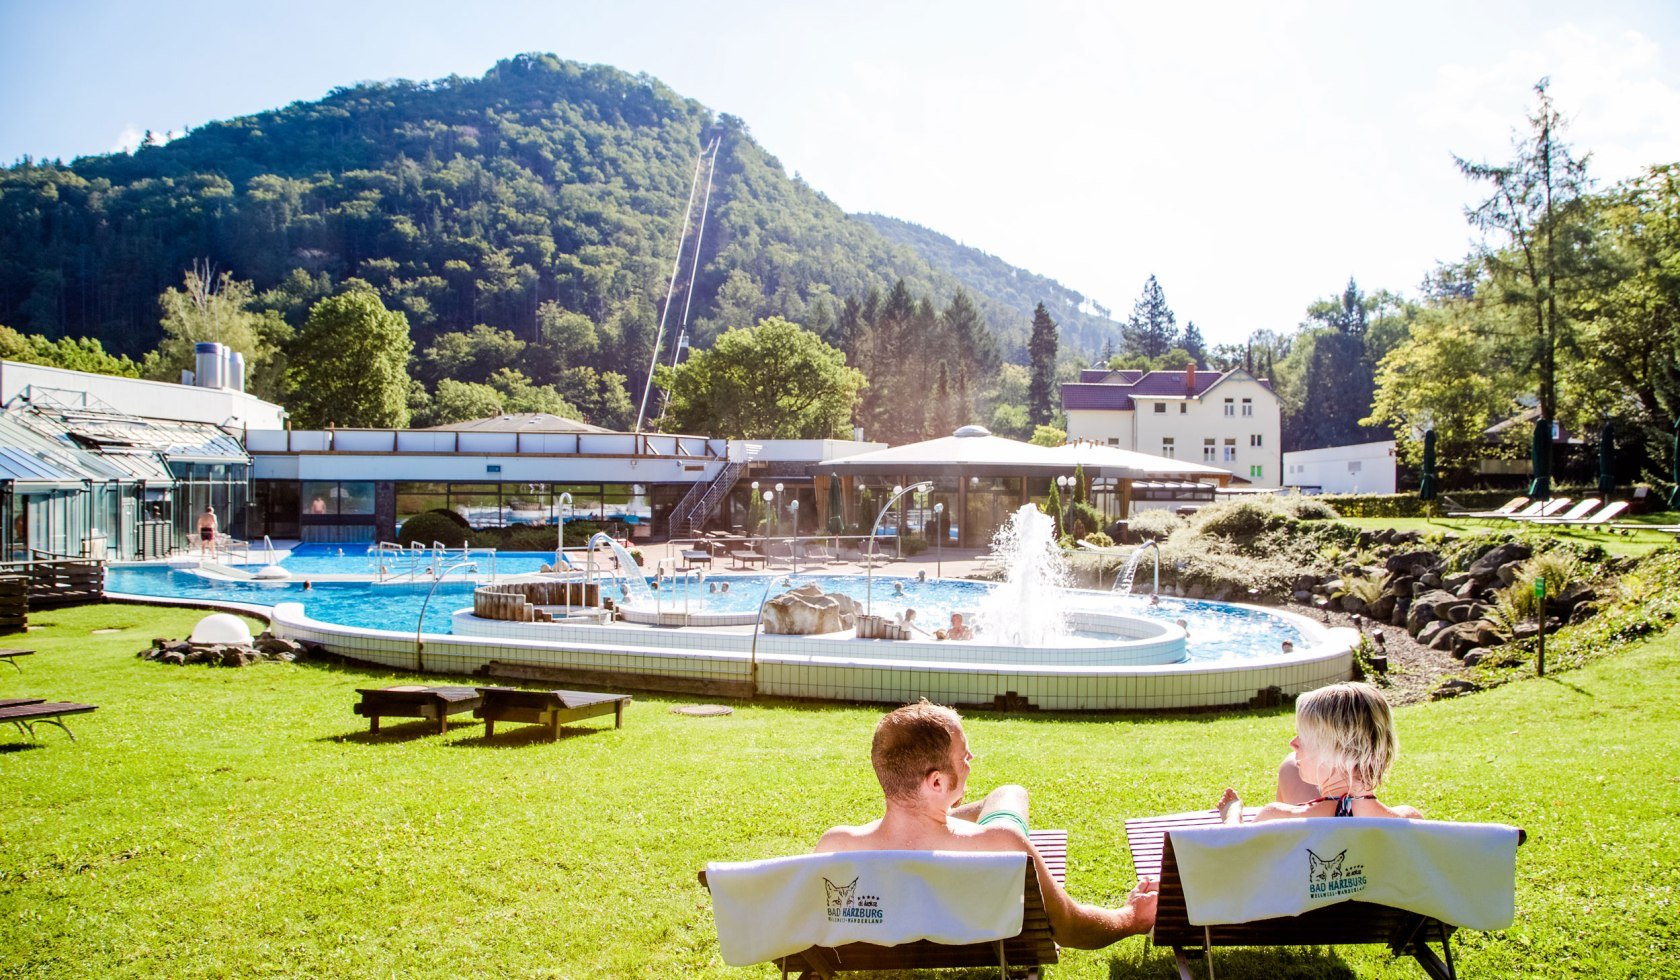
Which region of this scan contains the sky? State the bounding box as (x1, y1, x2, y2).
(4, 0, 1680, 348)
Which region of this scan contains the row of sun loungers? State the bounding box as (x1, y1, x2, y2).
(1446, 496, 1633, 528)
(702, 815, 1524, 979)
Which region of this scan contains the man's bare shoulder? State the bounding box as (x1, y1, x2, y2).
(814, 822, 881, 853)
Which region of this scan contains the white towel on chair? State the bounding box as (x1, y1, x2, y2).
(705, 850, 1027, 966)
(1171, 819, 1519, 930)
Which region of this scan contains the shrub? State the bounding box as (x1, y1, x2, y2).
(1083, 531, 1115, 548)
(1127, 508, 1183, 542)
(398, 511, 473, 547)
(1279, 496, 1339, 520)
(1335, 571, 1387, 605)
(899, 536, 929, 556)
(1187, 499, 1297, 545)
(1064, 501, 1105, 540)
(429, 507, 472, 531)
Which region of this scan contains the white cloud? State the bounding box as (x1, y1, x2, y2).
(111, 126, 144, 154)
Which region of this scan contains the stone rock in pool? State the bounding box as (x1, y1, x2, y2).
(761, 585, 858, 636)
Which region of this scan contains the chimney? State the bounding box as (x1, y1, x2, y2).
(1185, 362, 1196, 394)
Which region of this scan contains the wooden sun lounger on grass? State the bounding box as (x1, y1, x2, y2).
(701, 829, 1067, 979)
(353, 685, 483, 734)
(0, 700, 97, 741)
(474, 687, 630, 738)
(1125, 809, 1525, 980)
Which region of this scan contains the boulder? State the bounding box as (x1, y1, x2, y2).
(762, 586, 856, 635)
(1467, 541, 1532, 577)
(1385, 550, 1442, 575)
(1441, 572, 1471, 591)
(1293, 590, 1314, 604)
(1431, 677, 1481, 700)
(1339, 595, 1367, 614)
(1293, 573, 1318, 593)
(1369, 594, 1396, 621)
(1495, 562, 1524, 586)
(1417, 620, 1450, 647)
(1407, 589, 1459, 634)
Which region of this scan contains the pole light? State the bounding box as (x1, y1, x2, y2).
(933, 501, 944, 579)
(557, 491, 573, 557)
(866, 481, 933, 615)
(1056, 474, 1073, 537)
(789, 499, 800, 573)
(762, 488, 774, 553)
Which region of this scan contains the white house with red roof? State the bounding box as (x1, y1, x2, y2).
(1060, 365, 1282, 487)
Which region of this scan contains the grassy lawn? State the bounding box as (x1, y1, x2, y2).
(3, 602, 1678, 978)
(1337, 515, 1680, 559)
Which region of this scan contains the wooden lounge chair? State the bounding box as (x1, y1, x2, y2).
(1445, 496, 1527, 519)
(1126, 810, 1523, 980)
(0, 699, 97, 741)
(702, 829, 1066, 979)
(474, 687, 630, 738)
(680, 548, 714, 569)
(353, 685, 483, 734)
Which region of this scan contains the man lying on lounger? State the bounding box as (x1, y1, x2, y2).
(816, 700, 1158, 948)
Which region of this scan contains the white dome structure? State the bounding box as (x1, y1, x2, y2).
(189, 613, 253, 646)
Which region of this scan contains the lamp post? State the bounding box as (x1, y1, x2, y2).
(749, 481, 760, 536)
(1055, 474, 1074, 539)
(866, 481, 933, 615)
(556, 491, 572, 558)
(933, 501, 944, 579)
(774, 483, 785, 540)
(788, 499, 800, 573)
(761, 488, 774, 556)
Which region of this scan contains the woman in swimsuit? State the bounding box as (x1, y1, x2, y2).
(1218, 681, 1422, 823)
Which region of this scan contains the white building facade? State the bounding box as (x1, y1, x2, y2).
(1282, 440, 1398, 495)
(1062, 367, 1282, 488)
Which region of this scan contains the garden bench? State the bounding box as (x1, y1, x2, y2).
(473, 687, 630, 738)
(0, 648, 34, 672)
(353, 685, 483, 734)
(681, 549, 714, 569)
(701, 829, 1066, 978)
(1125, 809, 1523, 980)
(1, 700, 97, 741)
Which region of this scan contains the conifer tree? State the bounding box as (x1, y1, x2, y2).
(1122, 275, 1177, 358)
(1028, 302, 1059, 426)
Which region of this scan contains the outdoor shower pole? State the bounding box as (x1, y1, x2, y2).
(865, 482, 932, 616)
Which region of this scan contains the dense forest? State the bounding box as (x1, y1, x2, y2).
(0, 53, 1122, 432)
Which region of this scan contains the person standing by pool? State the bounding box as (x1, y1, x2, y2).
(816, 700, 1157, 948)
(196, 506, 218, 555)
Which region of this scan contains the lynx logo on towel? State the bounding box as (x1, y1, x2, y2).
(1306, 848, 1367, 899)
(822, 876, 884, 924)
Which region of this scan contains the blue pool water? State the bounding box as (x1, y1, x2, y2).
(105, 566, 1306, 663)
(268, 544, 561, 577)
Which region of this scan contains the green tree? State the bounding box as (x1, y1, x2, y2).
(0, 325, 140, 376)
(1365, 304, 1518, 482)
(989, 403, 1031, 439)
(1286, 278, 1384, 451)
(285, 288, 413, 427)
(141, 263, 292, 401)
(420, 324, 526, 386)
(1029, 424, 1066, 447)
(418, 379, 504, 426)
(1177, 321, 1206, 367)
(1027, 303, 1058, 426)
(655, 316, 865, 439)
(1122, 275, 1177, 358)
(1456, 78, 1590, 422)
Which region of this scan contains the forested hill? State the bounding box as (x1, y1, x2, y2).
(854, 214, 1118, 357)
(0, 53, 1119, 375)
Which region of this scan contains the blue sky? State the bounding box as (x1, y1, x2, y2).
(3, 1, 1679, 348)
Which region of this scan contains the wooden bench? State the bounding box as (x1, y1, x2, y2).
(680, 549, 714, 569)
(353, 685, 483, 734)
(475, 687, 630, 738)
(0, 648, 34, 672)
(701, 829, 1066, 979)
(1126, 810, 1523, 980)
(1, 700, 97, 741)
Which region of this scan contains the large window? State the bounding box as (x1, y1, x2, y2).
(302, 481, 375, 516)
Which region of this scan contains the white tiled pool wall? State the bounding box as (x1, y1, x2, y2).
(272, 603, 1355, 710)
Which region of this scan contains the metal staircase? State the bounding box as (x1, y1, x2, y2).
(668, 459, 746, 539)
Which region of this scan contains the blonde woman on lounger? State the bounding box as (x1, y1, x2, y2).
(1218, 681, 1422, 823)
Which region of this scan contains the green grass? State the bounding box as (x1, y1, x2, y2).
(3, 603, 1678, 978)
(1336, 516, 1679, 559)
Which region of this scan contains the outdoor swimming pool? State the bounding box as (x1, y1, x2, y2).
(109, 522, 1352, 711)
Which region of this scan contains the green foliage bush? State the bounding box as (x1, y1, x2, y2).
(1318, 493, 1430, 518)
(1186, 499, 1297, 545)
(1127, 508, 1183, 541)
(1082, 531, 1114, 548)
(1277, 496, 1340, 520)
(397, 511, 472, 547)
(1064, 501, 1105, 540)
